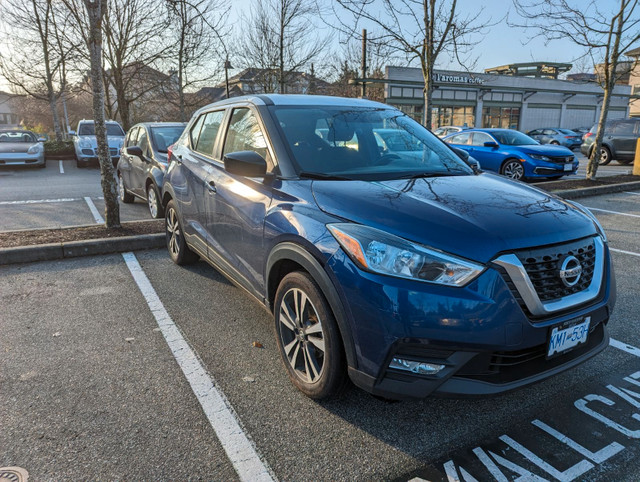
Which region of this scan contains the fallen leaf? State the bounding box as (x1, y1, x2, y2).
(252, 341, 263, 348)
(53, 332, 61, 337)
(125, 337, 135, 342)
(242, 376, 255, 383)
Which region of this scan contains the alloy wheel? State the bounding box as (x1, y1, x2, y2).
(503, 161, 524, 180)
(278, 287, 326, 383)
(166, 207, 181, 258)
(148, 186, 158, 218)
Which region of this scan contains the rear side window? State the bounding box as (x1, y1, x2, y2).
(446, 132, 470, 145)
(612, 122, 634, 135)
(470, 132, 493, 146)
(126, 127, 139, 147)
(223, 108, 271, 164)
(191, 111, 224, 156)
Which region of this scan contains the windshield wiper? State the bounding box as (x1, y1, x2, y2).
(298, 171, 354, 181)
(396, 171, 464, 180)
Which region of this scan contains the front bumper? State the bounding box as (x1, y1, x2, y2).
(328, 242, 615, 400)
(0, 152, 45, 166)
(527, 159, 579, 178)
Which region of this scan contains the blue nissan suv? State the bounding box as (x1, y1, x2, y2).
(162, 95, 615, 400)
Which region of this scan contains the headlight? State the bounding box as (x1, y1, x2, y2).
(78, 139, 92, 148)
(566, 201, 607, 242)
(327, 223, 484, 286)
(529, 154, 551, 161)
(27, 144, 42, 154)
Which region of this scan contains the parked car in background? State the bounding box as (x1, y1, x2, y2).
(433, 125, 467, 138)
(527, 128, 582, 149)
(581, 118, 640, 165)
(0, 129, 45, 168)
(572, 127, 591, 138)
(444, 128, 578, 180)
(72, 120, 125, 168)
(161, 94, 614, 401)
(117, 122, 186, 218)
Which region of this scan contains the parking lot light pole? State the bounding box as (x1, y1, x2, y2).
(225, 59, 233, 99)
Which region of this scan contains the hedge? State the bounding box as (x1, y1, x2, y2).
(44, 140, 75, 156)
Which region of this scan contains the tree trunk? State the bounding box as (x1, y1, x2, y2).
(279, 17, 285, 94)
(586, 78, 614, 180)
(48, 87, 63, 142)
(115, 82, 131, 131)
(84, 0, 120, 228)
(421, 60, 434, 128)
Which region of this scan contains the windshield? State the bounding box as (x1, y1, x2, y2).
(559, 129, 577, 135)
(151, 126, 185, 153)
(0, 131, 37, 143)
(78, 123, 125, 137)
(490, 130, 538, 146)
(270, 106, 472, 180)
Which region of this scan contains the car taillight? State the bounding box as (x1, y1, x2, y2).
(585, 132, 594, 138)
(167, 144, 174, 163)
(564, 136, 571, 138)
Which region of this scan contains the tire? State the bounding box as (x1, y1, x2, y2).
(550, 141, 560, 145)
(274, 271, 346, 399)
(146, 182, 164, 219)
(501, 159, 525, 181)
(165, 200, 199, 265)
(118, 172, 135, 203)
(597, 146, 612, 166)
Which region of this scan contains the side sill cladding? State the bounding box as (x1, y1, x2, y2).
(266, 242, 357, 369)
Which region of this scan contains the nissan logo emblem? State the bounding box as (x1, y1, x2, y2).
(559, 255, 582, 287)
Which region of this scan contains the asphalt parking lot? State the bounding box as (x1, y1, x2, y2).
(0, 151, 635, 232)
(0, 159, 150, 230)
(1, 186, 640, 480)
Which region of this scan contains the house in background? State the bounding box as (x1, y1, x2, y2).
(219, 68, 331, 95)
(626, 47, 640, 118)
(0, 91, 20, 128)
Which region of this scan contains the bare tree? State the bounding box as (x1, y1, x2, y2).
(64, 0, 120, 227)
(0, 0, 72, 141)
(332, 0, 490, 128)
(164, 0, 229, 121)
(102, 0, 169, 131)
(513, 0, 640, 180)
(238, 0, 330, 94)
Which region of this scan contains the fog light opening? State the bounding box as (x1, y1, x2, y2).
(389, 358, 445, 375)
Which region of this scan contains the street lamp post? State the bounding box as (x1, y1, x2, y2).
(224, 59, 233, 99)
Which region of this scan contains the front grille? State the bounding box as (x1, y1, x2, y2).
(81, 148, 94, 155)
(549, 155, 574, 163)
(514, 237, 596, 302)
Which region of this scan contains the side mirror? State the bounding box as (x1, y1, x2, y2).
(484, 141, 499, 148)
(466, 156, 481, 172)
(223, 150, 267, 178)
(451, 147, 469, 161)
(68, 130, 76, 137)
(37, 137, 47, 142)
(127, 145, 143, 156)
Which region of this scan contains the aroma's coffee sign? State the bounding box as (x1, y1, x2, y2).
(433, 73, 484, 85)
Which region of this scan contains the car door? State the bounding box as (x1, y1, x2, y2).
(609, 121, 636, 159)
(130, 127, 151, 195)
(542, 129, 558, 144)
(203, 106, 275, 295)
(467, 132, 502, 173)
(173, 110, 226, 256)
(120, 127, 139, 187)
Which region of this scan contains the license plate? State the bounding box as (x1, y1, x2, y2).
(547, 317, 590, 357)
(564, 164, 573, 171)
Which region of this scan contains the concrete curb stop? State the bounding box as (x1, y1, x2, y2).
(550, 180, 640, 199)
(0, 233, 164, 266)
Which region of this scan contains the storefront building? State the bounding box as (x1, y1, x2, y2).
(385, 66, 632, 131)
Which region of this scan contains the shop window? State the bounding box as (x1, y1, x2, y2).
(482, 107, 520, 129)
(432, 105, 475, 129)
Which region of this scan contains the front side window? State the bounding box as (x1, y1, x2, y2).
(223, 108, 271, 164)
(271, 105, 472, 180)
(470, 132, 494, 146)
(151, 126, 184, 153)
(195, 111, 225, 156)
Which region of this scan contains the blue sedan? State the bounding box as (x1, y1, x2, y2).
(444, 128, 578, 181)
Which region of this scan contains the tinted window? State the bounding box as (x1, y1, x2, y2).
(446, 132, 470, 145)
(529, 129, 541, 135)
(78, 123, 125, 136)
(612, 122, 634, 135)
(223, 108, 271, 164)
(126, 127, 139, 147)
(0, 130, 37, 142)
(151, 126, 184, 153)
(271, 106, 471, 180)
(559, 129, 577, 135)
(542, 129, 556, 135)
(138, 129, 150, 155)
(194, 111, 224, 156)
(190, 115, 205, 148)
(470, 132, 493, 146)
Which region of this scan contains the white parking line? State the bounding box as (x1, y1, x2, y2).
(0, 197, 79, 205)
(610, 247, 640, 258)
(610, 339, 640, 357)
(59, 160, 64, 174)
(84, 196, 104, 224)
(121, 252, 274, 482)
(623, 191, 640, 196)
(584, 207, 640, 219)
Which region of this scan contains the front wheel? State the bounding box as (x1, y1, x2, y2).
(165, 200, 198, 265)
(501, 159, 525, 180)
(597, 146, 612, 165)
(146, 183, 164, 219)
(274, 271, 346, 399)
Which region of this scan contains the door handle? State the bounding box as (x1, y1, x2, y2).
(207, 180, 217, 193)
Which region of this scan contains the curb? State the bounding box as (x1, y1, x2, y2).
(0, 218, 161, 235)
(548, 180, 640, 199)
(0, 233, 164, 266)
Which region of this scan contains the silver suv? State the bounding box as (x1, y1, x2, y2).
(72, 120, 125, 168)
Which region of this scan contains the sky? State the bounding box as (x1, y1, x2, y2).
(0, 0, 631, 92)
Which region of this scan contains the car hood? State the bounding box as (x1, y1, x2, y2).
(0, 142, 37, 153)
(510, 144, 574, 157)
(311, 173, 596, 263)
(77, 136, 124, 148)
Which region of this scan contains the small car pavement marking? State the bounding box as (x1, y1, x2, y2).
(59, 160, 64, 174)
(585, 207, 640, 219)
(609, 247, 640, 258)
(121, 252, 274, 482)
(84, 196, 104, 224)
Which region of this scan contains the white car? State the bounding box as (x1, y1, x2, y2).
(72, 120, 125, 168)
(0, 129, 45, 168)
